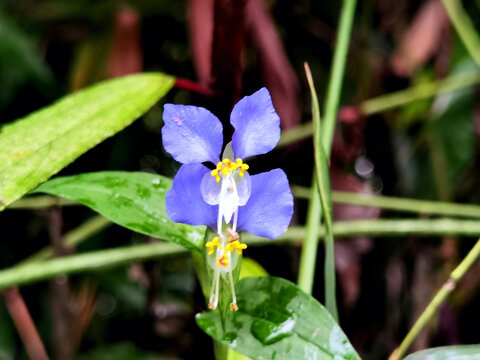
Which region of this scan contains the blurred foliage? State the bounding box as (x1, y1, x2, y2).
(1, 0, 480, 359)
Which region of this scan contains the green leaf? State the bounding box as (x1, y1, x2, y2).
(77, 342, 154, 360)
(404, 345, 480, 360)
(305, 63, 337, 320)
(0, 10, 53, 108)
(226, 259, 268, 360)
(34, 171, 205, 250)
(196, 276, 360, 360)
(0, 73, 174, 210)
(239, 258, 268, 279)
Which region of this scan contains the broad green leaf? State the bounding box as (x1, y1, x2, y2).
(196, 276, 360, 360)
(34, 171, 205, 250)
(239, 258, 268, 279)
(408, 59, 476, 199)
(0, 73, 174, 210)
(404, 345, 480, 360)
(226, 259, 268, 360)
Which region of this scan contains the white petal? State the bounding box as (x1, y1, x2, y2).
(233, 170, 251, 206)
(201, 171, 221, 205)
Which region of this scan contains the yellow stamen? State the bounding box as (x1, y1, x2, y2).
(230, 302, 239, 311)
(225, 240, 247, 255)
(206, 236, 222, 255)
(210, 158, 249, 180)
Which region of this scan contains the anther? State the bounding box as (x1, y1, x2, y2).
(206, 236, 222, 255)
(226, 228, 239, 242)
(230, 303, 239, 312)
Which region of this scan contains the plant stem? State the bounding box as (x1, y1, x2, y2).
(2, 218, 480, 290)
(21, 215, 111, 264)
(292, 187, 480, 219)
(390, 238, 480, 360)
(12, 188, 480, 221)
(4, 288, 49, 360)
(278, 71, 480, 148)
(361, 72, 480, 115)
(0, 242, 186, 291)
(277, 122, 316, 147)
(298, 0, 356, 319)
(303, 62, 338, 319)
(441, 0, 480, 67)
(322, 0, 357, 152)
(245, 218, 480, 244)
(8, 196, 77, 209)
(297, 186, 322, 293)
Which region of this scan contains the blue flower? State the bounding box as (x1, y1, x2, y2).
(162, 88, 293, 310)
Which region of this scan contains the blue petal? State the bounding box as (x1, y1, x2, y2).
(162, 104, 223, 164)
(230, 88, 281, 159)
(237, 169, 293, 239)
(166, 164, 218, 230)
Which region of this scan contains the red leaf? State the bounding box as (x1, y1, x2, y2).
(391, 0, 448, 76)
(106, 8, 143, 78)
(247, 0, 300, 129)
(187, 0, 214, 87)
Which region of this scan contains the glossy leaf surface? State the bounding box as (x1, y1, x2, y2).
(35, 171, 205, 250)
(405, 345, 480, 359)
(196, 276, 360, 360)
(0, 73, 174, 210)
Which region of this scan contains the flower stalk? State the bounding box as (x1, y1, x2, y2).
(390, 238, 480, 360)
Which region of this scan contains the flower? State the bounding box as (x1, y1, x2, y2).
(162, 87, 293, 310)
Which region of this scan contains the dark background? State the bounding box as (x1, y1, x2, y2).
(1, 0, 480, 358)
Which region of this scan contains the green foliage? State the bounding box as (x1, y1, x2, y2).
(239, 258, 268, 279)
(0, 73, 174, 210)
(0, 306, 15, 360)
(76, 342, 155, 360)
(0, 9, 53, 108)
(196, 276, 360, 360)
(404, 345, 480, 359)
(306, 64, 337, 320)
(35, 171, 205, 250)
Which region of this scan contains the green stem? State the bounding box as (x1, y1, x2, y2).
(244, 218, 480, 244)
(322, 0, 358, 152)
(297, 184, 322, 294)
(304, 62, 338, 318)
(441, 0, 480, 67)
(0, 241, 186, 291)
(2, 218, 480, 290)
(13, 188, 480, 220)
(361, 72, 480, 115)
(391, 238, 480, 360)
(278, 71, 480, 148)
(297, 0, 356, 318)
(20, 215, 111, 264)
(292, 187, 480, 219)
(8, 196, 77, 209)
